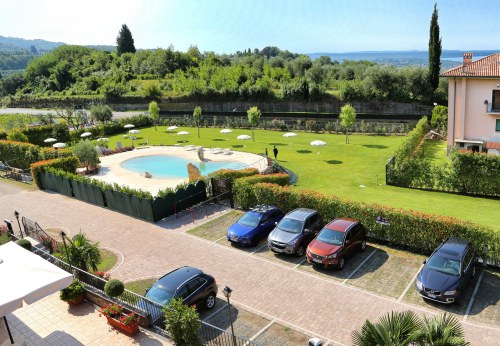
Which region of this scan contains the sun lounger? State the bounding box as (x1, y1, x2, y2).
(211, 148, 223, 154)
(222, 148, 232, 155)
(185, 145, 196, 151)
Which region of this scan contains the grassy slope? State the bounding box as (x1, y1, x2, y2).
(104, 126, 499, 230)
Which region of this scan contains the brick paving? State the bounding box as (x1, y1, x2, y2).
(1, 182, 498, 345)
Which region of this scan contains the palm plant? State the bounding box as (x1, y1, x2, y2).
(66, 232, 101, 272)
(352, 311, 422, 346)
(414, 313, 469, 346)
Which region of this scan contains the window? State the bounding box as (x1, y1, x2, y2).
(493, 90, 500, 112)
(463, 250, 474, 271)
(496, 119, 500, 131)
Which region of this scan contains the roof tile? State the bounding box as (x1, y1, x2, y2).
(440, 53, 500, 77)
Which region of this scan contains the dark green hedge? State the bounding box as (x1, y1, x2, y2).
(30, 157, 79, 188)
(234, 173, 290, 209)
(240, 182, 499, 265)
(0, 140, 43, 169)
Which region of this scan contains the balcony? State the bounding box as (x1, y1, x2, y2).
(486, 104, 500, 114)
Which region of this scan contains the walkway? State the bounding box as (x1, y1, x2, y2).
(0, 181, 498, 345)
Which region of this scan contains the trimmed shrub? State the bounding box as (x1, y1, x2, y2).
(104, 279, 125, 297)
(0, 140, 43, 169)
(7, 130, 29, 142)
(16, 238, 32, 251)
(234, 173, 290, 209)
(245, 182, 500, 265)
(60, 279, 85, 301)
(209, 167, 259, 181)
(394, 116, 428, 160)
(30, 156, 79, 188)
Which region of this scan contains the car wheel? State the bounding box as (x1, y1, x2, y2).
(205, 293, 216, 310)
(250, 237, 258, 247)
(338, 256, 345, 270)
(296, 244, 305, 257)
(360, 239, 367, 252)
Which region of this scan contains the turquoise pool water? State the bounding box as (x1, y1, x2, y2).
(121, 155, 247, 179)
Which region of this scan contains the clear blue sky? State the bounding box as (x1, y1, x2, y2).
(1, 0, 499, 53)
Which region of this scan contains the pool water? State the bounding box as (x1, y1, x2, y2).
(121, 155, 247, 179)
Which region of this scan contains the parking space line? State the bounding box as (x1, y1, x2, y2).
(214, 235, 227, 243)
(342, 249, 377, 285)
(294, 258, 307, 269)
(251, 243, 268, 254)
(248, 318, 277, 341)
(463, 270, 484, 321)
(201, 303, 227, 322)
(398, 264, 424, 302)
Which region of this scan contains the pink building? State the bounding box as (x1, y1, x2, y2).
(440, 52, 500, 155)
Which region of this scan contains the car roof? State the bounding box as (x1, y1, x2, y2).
(250, 205, 279, 214)
(285, 208, 317, 221)
(325, 218, 359, 233)
(436, 237, 470, 259)
(156, 266, 202, 290)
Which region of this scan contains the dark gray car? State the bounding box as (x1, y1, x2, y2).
(267, 208, 322, 256)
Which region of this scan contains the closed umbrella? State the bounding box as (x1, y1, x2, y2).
(220, 129, 233, 134)
(177, 131, 190, 135)
(167, 126, 179, 131)
(80, 132, 92, 138)
(310, 140, 326, 159)
(44, 138, 57, 143)
(124, 124, 135, 129)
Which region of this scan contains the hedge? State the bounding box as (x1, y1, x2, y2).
(30, 157, 79, 188)
(394, 116, 428, 160)
(22, 124, 70, 146)
(208, 167, 259, 181)
(240, 182, 500, 265)
(234, 173, 290, 209)
(0, 140, 43, 169)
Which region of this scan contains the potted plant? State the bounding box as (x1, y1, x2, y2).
(60, 279, 85, 305)
(99, 303, 140, 335)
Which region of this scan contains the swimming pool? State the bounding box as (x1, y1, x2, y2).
(121, 155, 247, 179)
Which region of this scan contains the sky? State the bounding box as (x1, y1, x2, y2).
(1, 0, 499, 54)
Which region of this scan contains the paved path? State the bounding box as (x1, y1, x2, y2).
(1, 181, 498, 345)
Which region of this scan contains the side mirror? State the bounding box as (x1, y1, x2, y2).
(345, 240, 350, 245)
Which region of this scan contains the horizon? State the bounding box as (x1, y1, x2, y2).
(1, 0, 500, 54)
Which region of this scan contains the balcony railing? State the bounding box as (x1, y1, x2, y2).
(487, 104, 500, 113)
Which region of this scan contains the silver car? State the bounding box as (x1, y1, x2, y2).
(267, 208, 322, 256)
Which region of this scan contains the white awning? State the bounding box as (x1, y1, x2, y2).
(454, 139, 484, 144)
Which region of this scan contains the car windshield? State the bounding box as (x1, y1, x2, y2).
(238, 212, 261, 228)
(317, 228, 344, 245)
(427, 254, 461, 276)
(277, 218, 303, 234)
(145, 285, 174, 305)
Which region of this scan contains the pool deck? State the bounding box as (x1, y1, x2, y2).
(94, 146, 268, 195)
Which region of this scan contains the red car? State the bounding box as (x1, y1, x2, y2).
(306, 218, 367, 269)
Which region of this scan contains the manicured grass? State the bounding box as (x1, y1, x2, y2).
(125, 278, 157, 296)
(96, 249, 118, 272)
(0, 177, 38, 191)
(103, 126, 500, 230)
(188, 210, 242, 241)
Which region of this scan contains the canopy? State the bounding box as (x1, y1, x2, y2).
(124, 124, 135, 129)
(220, 129, 233, 134)
(310, 140, 326, 146)
(52, 142, 66, 148)
(0, 242, 72, 343)
(237, 134, 251, 140)
(0, 242, 72, 316)
(80, 132, 92, 138)
(43, 138, 57, 143)
(283, 132, 297, 138)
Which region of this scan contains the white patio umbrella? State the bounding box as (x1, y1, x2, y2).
(80, 132, 92, 138)
(220, 129, 233, 134)
(283, 132, 297, 138)
(177, 131, 190, 135)
(0, 242, 72, 343)
(310, 140, 326, 159)
(167, 126, 179, 131)
(129, 129, 140, 134)
(43, 138, 57, 144)
(52, 142, 66, 148)
(96, 137, 108, 142)
(237, 134, 251, 140)
(124, 124, 135, 129)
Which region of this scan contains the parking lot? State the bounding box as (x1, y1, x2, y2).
(188, 210, 500, 337)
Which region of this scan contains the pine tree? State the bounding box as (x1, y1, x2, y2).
(116, 24, 136, 55)
(428, 3, 442, 99)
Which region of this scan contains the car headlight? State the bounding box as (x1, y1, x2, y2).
(415, 279, 423, 290)
(444, 290, 457, 295)
(326, 252, 338, 259)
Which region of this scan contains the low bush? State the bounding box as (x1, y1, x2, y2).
(242, 182, 500, 265)
(234, 173, 290, 209)
(60, 279, 85, 301)
(0, 140, 43, 169)
(30, 156, 79, 188)
(208, 167, 259, 181)
(104, 279, 125, 297)
(16, 238, 32, 251)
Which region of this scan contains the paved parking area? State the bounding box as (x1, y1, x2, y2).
(1, 181, 499, 345)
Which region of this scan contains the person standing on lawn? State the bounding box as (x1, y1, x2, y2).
(273, 146, 278, 160)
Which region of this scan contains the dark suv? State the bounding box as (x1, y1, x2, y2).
(267, 208, 322, 256)
(144, 266, 218, 310)
(415, 237, 476, 304)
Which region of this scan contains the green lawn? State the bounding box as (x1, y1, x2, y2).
(102, 126, 500, 230)
(96, 249, 118, 272)
(125, 278, 157, 296)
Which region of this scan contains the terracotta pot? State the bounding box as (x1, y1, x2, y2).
(105, 315, 139, 336)
(67, 294, 85, 305)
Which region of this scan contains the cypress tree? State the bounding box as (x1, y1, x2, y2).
(428, 3, 442, 98)
(116, 24, 136, 55)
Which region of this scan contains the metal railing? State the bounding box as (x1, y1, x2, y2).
(26, 242, 254, 345)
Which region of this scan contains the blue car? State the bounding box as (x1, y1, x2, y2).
(415, 237, 476, 304)
(227, 205, 284, 246)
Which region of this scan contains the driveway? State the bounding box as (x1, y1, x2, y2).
(0, 182, 498, 345)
